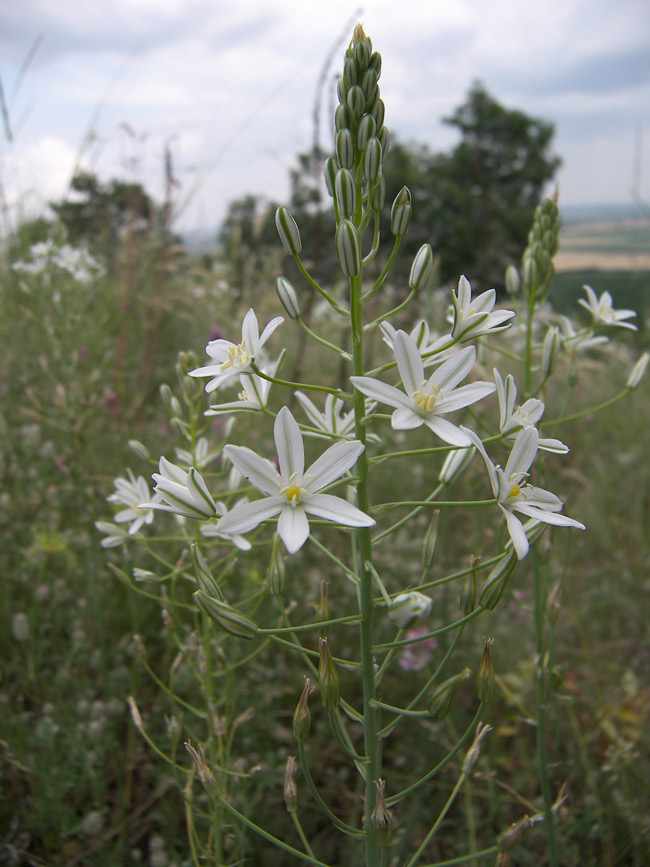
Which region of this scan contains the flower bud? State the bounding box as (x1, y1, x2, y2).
(522, 255, 537, 289)
(275, 207, 302, 255)
(370, 778, 393, 845)
(284, 755, 298, 812)
(318, 637, 341, 709)
(346, 85, 365, 121)
(267, 533, 286, 595)
(627, 351, 649, 390)
(363, 137, 382, 183)
(390, 186, 411, 236)
(378, 125, 390, 159)
(428, 668, 471, 718)
(370, 175, 386, 211)
(369, 97, 385, 132)
(388, 591, 432, 629)
(357, 114, 376, 150)
(421, 510, 440, 568)
(313, 581, 330, 634)
(408, 243, 434, 292)
(185, 741, 218, 797)
(323, 157, 337, 197)
(505, 264, 520, 295)
(128, 439, 150, 460)
(335, 219, 362, 277)
(159, 383, 173, 406)
(191, 543, 224, 601)
(275, 277, 301, 320)
(369, 51, 382, 77)
(343, 57, 359, 89)
(335, 129, 355, 170)
(293, 678, 311, 742)
(477, 637, 495, 703)
(460, 570, 477, 615)
(336, 75, 348, 104)
(439, 444, 475, 484)
(360, 68, 378, 104)
(354, 39, 370, 71)
(542, 326, 560, 377)
(335, 103, 350, 133)
(335, 168, 357, 219)
(462, 721, 492, 773)
(479, 552, 517, 610)
(193, 591, 257, 639)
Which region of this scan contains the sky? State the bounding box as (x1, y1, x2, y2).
(1, 0, 649, 234)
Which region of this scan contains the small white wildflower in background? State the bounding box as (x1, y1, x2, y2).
(174, 436, 220, 469)
(12, 612, 30, 642)
(143, 458, 217, 520)
(494, 369, 568, 454)
(107, 470, 160, 534)
(205, 354, 283, 415)
(352, 332, 495, 446)
(449, 275, 515, 342)
(627, 352, 649, 390)
(295, 391, 379, 440)
(80, 810, 104, 837)
(218, 406, 374, 553)
(388, 591, 433, 629)
(94, 521, 130, 548)
(558, 316, 609, 353)
(578, 285, 637, 330)
(463, 426, 585, 560)
(189, 308, 284, 392)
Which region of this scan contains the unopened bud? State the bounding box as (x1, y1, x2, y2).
(354, 38, 370, 70)
(127, 695, 143, 729)
(422, 510, 440, 568)
(336, 75, 348, 105)
(439, 444, 474, 484)
(460, 568, 478, 615)
(267, 533, 286, 595)
(313, 581, 330, 634)
(542, 326, 560, 377)
(335, 103, 350, 133)
(128, 439, 150, 460)
(335, 168, 357, 219)
(363, 137, 383, 183)
(343, 57, 359, 89)
(335, 219, 362, 277)
(357, 114, 376, 150)
(378, 125, 390, 159)
(284, 755, 298, 812)
(369, 97, 385, 132)
(390, 186, 411, 236)
(522, 255, 537, 289)
(371, 778, 393, 844)
(627, 351, 649, 390)
(388, 591, 432, 629)
(191, 543, 224, 600)
(428, 668, 471, 718)
(477, 637, 495, 702)
(346, 85, 365, 121)
(293, 678, 311, 741)
(159, 383, 173, 407)
(335, 129, 355, 170)
(370, 175, 386, 211)
(409, 244, 434, 291)
(505, 264, 520, 295)
(318, 637, 341, 710)
(462, 721, 492, 773)
(479, 551, 516, 610)
(185, 741, 217, 797)
(360, 68, 378, 104)
(369, 51, 382, 77)
(324, 156, 337, 196)
(275, 207, 302, 256)
(193, 591, 257, 639)
(276, 277, 301, 320)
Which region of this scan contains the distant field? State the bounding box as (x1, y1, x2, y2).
(555, 218, 650, 271)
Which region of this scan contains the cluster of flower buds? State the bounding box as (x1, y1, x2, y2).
(521, 192, 560, 300)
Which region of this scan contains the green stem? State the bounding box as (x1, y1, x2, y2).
(405, 772, 468, 866)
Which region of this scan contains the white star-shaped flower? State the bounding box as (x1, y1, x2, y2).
(380, 320, 452, 368)
(217, 406, 374, 554)
(578, 285, 637, 330)
(142, 458, 217, 520)
(200, 500, 252, 551)
(107, 469, 161, 534)
(558, 316, 609, 353)
(494, 369, 568, 454)
(189, 309, 284, 393)
(449, 275, 515, 342)
(463, 426, 585, 560)
(205, 354, 283, 415)
(351, 331, 495, 447)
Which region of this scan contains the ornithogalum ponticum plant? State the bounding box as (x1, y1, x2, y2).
(98, 23, 647, 867)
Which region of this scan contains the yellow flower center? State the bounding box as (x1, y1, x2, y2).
(220, 338, 250, 371)
(413, 384, 440, 412)
(281, 473, 307, 506)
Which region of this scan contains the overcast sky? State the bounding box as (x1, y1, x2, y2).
(1, 0, 649, 233)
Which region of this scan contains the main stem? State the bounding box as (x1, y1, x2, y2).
(350, 266, 380, 867)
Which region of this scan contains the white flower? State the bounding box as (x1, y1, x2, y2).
(200, 500, 252, 551)
(205, 354, 283, 415)
(143, 458, 217, 519)
(107, 469, 160, 534)
(388, 592, 433, 629)
(449, 275, 515, 342)
(558, 316, 608, 353)
(578, 285, 637, 330)
(294, 391, 380, 441)
(380, 320, 452, 367)
(95, 521, 130, 548)
(217, 406, 374, 554)
(494, 369, 568, 454)
(175, 437, 220, 469)
(463, 426, 585, 560)
(351, 332, 495, 447)
(189, 309, 284, 393)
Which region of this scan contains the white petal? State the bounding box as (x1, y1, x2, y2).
(350, 376, 412, 410)
(223, 445, 281, 496)
(504, 427, 539, 478)
(430, 346, 476, 391)
(392, 407, 424, 429)
(538, 437, 569, 454)
(394, 331, 425, 395)
(216, 496, 284, 534)
(304, 493, 375, 526)
(305, 439, 364, 492)
(241, 308, 259, 347)
(424, 416, 472, 446)
(457, 275, 471, 308)
(257, 316, 285, 350)
(436, 381, 495, 413)
(274, 407, 304, 482)
(295, 391, 324, 429)
(471, 288, 496, 313)
(502, 506, 530, 559)
(461, 426, 498, 496)
(278, 506, 310, 553)
(512, 503, 586, 529)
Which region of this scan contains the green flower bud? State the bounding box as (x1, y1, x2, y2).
(323, 156, 337, 196)
(522, 254, 537, 288)
(159, 383, 173, 406)
(128, 439, 150, 460)
(505, 264, 520, 295)
(357, 114, 377, 150)
(428, 668, 471, 718)
(343, 57, 359, 89)
(542, 326, 560, 377)
(346, 85, 365, 121)
(293, 678, 311, 742)
(267, 533, 286, 594)
(439, 444, 474, 484)
(193, 591, 257, 639)
(370, 175, 386, 211)
(369, 51, 382, 77)
(409, 243, 434, 291)
(191, 543, 224, 601)
(335, 103, 350, 133)
(335, 168, 357, 219)
(460, 571, 477, 615)
(627, 351, 649, 390)
(360, 67, 378, 104)
(336, 75, 348, 105)
(391, 186, 412, 236)
(276, 277, 301, 320)
(318, 637, 341, 709)
(479, 551, 517, 610)
(313, 581, 330, 635)
(388, 591, 432, 629)
(369, 97, 385, 132)
(477, 636, 495, 702)
(354, 39, 370, 71)
(363, 137, 382, 183)
(335, 219, 362, 277)
(275, 207, 302, 255)
(378, 125, 390, 158)
(335, 128, 355, 169)
(422, 509, 440, 568)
